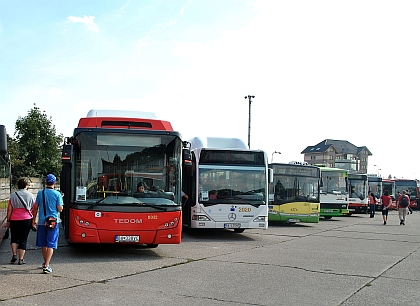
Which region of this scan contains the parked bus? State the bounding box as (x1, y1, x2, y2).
(182, 137, 270, 232)
(367, 175, 382, 211)
(318, 166, 349, 219)
(0, 125, 11, 244)
(268, 162, 320, 223)
(394, 178, 419, 210)
(382, 179, 396, 209)
(60, 110, 191, 247)
(347, 173, 368, 214)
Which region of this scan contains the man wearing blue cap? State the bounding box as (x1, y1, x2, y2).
(32, 174, 63, 274)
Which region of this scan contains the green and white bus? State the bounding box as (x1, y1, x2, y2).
(268, 162, 320, 223)
(318, 166, 349, 219)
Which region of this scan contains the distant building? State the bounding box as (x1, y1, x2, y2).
(301, 139, 372, 173)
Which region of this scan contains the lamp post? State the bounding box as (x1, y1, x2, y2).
(244, 95, 255, 149)
(271, 151, 281, 163)
(374, 164, 381, 177)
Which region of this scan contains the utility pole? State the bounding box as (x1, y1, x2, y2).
(244, 95, 255, 149)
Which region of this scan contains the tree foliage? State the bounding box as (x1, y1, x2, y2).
(12, 104, 63, 184)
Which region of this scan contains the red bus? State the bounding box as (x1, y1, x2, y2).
(60, 110, 191, 247)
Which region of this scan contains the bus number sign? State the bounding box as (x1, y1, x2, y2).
(224, 223, 240, 228)
(115, 235, 140, 243)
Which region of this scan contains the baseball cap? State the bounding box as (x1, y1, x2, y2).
(46, 174, 56, 184)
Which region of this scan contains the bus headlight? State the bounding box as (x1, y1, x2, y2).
(253, 216, 266, 222)
(192, 215, 210, 221)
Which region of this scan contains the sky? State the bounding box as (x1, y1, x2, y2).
(1, 0, 419, 179)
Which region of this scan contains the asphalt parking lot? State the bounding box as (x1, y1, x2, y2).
(1, 210, 419, 305)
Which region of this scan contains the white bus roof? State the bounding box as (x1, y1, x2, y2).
(188, 137, 248, 150)
(86, 109, 157, 119)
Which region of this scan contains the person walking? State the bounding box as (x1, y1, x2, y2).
(368, 192, 376, 218)
(6, 177, 36, 265)
(396, 190, 409, 225)
(380, 190, 392, 225)
(32, 174, 63, 274)
(406, 190, 413, 214)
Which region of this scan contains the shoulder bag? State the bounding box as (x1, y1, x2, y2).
(43, 189, 57, 229)
(15, 192, 33, 218)
(15, 191, 37, 231)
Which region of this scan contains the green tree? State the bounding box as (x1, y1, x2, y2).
(12, 104, 63, 184)
(6, 135, 22, 184)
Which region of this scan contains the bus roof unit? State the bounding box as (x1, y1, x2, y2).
(78, 110, 173, 131)
(87, 109, 157, 119)
(189, 137, 247, 150)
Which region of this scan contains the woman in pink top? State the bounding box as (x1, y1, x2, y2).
(6, 177, 36, 265)
(380, 190, 392, 225)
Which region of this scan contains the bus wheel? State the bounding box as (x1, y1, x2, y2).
(234, 229, 245, 233)
(324, 216, 332, 220)
(146, 244, 158, 248)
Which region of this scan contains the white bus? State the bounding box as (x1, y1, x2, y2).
(367, 175, 383, 211)
(347, 173, 368, 214)
(182, 137, 271, 232)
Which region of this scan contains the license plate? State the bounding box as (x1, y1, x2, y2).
(115, 235, 139, 243)
(349, 209, 355, 211)
(224, 223, 240, 228)
(324, 210, 334, 213)
(288, 219, 300, 223)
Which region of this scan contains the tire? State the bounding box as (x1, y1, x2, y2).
(146, 244, 158, 248)
(324, 216, 332, 220)
(234, 229, 245, 233)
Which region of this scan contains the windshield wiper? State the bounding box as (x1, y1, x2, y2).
(230, 197, 261, 207)
(201, 202, 219, 207)
(87, 199, 106, 210)
(136, 203, 168, 211)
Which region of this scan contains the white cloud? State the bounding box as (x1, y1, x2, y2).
(67, 15, 99, 32)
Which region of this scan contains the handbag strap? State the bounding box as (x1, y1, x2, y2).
(15, 191, 33, 218)
(42, 189, 47, 218)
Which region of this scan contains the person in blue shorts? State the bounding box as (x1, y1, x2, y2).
(32, 174, 63, 274)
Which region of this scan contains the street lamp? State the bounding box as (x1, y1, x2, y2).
(271, 151, 281, 163)
(244, 95, 255, 149)
(374, 164, 381, 177)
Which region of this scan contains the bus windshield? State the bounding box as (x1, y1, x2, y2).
(272, 175, 319, 204)
(198, 165, 266, 205)
(382, 181, 395, 198)
(73, 131, 182, 205)
(368, 179, 382, 199)
(321, 172, 348, 195)
(395, 180, 417, 200)
(349, 177, 367, 200)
